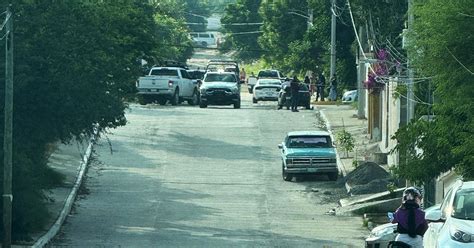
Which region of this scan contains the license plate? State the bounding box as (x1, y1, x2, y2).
(308, 168, 317, 172)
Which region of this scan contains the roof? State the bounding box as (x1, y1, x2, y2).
(287, 130, 331, 136)
(460, 181, 474, 190)
(150, 67, 183, 70)
(205, 71, 235, 75)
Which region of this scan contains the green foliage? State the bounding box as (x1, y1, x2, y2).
(0, 0, 193, 238)
(336, 128, 355, 158)
(392, 0, 474, 182)
(221, 0, 263, 61)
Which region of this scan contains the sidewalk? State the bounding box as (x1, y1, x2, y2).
(315, 103, 378, 177)
(12, 140, 94, 248)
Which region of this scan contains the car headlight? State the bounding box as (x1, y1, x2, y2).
(231, 86, 239, 93)
(451, 228, 474, 243)
(200, 88, 207, 94)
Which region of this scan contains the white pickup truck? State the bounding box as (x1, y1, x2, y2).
(136, 67, 200, 106)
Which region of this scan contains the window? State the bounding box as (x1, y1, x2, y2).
(287, 136, 332, 148)
(441, 188, 454, 219)
(150, 69, 178, 76)
(200, 33, 210, 38)
(180, 70, 190, 79)
(451, 189, 474, 220)
(191, 33, 198, 38)
(204, 74, 236, 83)
(258, 70, 279, 78)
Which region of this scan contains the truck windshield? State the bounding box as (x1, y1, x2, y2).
(150, 69, 178, 77)
(204, 74, 236, 83)
(287, 136, 331, 148)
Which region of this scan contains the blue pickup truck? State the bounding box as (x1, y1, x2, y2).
(278, 131, 339, 181)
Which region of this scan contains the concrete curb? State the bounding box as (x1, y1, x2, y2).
(32, 132, 97, 248)
(319, 109, 347, 178)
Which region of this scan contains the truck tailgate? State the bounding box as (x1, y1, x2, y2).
(138, 76, 174, 90)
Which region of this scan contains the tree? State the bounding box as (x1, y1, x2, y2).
(0, 0, 193, 239)
(221, 0, 263, 61)
(392, 0, 474, 182)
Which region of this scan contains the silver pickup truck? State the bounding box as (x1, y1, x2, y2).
(136, 67, 200, 106)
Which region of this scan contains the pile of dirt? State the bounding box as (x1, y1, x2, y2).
(349, 178, 392, 195)
(345, 162, 391, 195)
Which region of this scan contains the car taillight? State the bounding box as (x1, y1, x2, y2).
(168, 80, 174, 87)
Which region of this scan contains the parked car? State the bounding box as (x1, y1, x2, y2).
(252, 79, 282, 103)
(136, 66, 199, 106)
(342, 89, 358, 103)
(247, 76, 257, 93)
(424, 180, 474, 247)
(278, 131, 339, 181)
(190, 32, 216, 47)
(257, 69, 285, 81)
(199, 72, 241, 109)
(205, 60, 240, 82)
(277, 82, 311, 110)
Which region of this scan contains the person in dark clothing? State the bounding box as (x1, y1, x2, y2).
(329, 74, 337, 101)
(290, 76, 300, 112)
(391, 187, 428, 248)
(304, 76, 310, 85)
(316, 73, 326, 101)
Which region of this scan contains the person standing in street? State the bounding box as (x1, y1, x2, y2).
(316, 72, 326, 101)
(239, 68, 246, 83)
(290, 76, 300, 112)
(329, 74, 337, 101)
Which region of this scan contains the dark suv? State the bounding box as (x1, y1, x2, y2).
(277, 83, 311, 110)
(199, 72, 241, 109)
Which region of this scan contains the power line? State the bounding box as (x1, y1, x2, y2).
(346, 0, 377, 76)
(446, 46, 474, 75)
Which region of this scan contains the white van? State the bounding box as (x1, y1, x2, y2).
(190, 32, 216, 47)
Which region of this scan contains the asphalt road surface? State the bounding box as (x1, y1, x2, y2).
(50, 93, 368, 248)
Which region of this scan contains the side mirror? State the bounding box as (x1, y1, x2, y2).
(425, 209, 443, 222)
(278, 144, 283, 149)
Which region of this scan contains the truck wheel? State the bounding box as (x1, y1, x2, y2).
(138, 96, 150, 105)
(328, 172, 338, 181)
(282, 164, 293, 182)
(158, 98, 167, 105)
(233, 100, 241, 109)
(199, 100, 207, 108)
(248, 89, 253, 94)
(201, 41, 208, 47)
(305, 103, 311, 110)
(170, 89, 179, 106)
(187, 89, 199, 106)
(252, 98, 257, 104)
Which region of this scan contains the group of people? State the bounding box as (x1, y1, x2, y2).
(311, 72, 338, 102)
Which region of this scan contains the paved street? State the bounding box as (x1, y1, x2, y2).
(50, 93, 367, 247)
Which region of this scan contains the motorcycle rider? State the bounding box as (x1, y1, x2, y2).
(391, 187, 428, 248)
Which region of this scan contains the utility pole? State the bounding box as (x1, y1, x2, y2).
(357, 26, 366, 119)
(3, 6, 13, 248)
(330, 0, 337, 79)
(406, 0, 415, 122)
